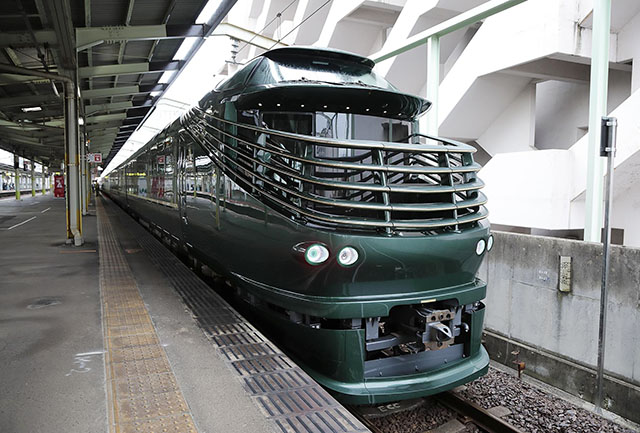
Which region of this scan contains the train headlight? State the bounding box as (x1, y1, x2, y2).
(487, 235, 494, 251)
(475, 239, 486, 255)
(305, 244, 329, 265)
(337, 247, 359, 267)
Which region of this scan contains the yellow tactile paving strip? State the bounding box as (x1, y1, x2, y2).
(97, 200, 198, 433)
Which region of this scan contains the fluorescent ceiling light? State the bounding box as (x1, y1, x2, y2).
(196, 0, 221, 24)
(150, 91, 162, 97)
(173, 38, 199, 60)
(21, 106, 42, 112)
(159, 70, 176, 84)
(78, 117, 85, 125)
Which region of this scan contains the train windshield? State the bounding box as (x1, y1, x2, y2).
(247, 57, 395, 91)
(261, 111, 410, 142)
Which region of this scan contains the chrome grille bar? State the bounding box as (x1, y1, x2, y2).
(182, 108, 488, 232)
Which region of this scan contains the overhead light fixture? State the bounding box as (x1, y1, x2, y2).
(78, 117, 85, 125)
(196, 0, 222, 24)
(159, 70, 176, 84)
(21, 106, 42, 112)
(173, 38, 199, 61)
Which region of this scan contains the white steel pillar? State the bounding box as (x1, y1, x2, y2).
(584, 0, 612, 242)
(424, 35, 440, 136)
(65, 80, 83, 246)
(80, 134, 88, 215)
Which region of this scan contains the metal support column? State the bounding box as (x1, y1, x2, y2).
(0, 63, 83, 244)
(31, 159, 35, 196)
(584, 0, 612, 242)
(65, 80, 83, 245)
(42, 166, 47, 194)
(80, 133, 87, 215)
(14, 154, 20, 200)
(595, 116, 617, 412)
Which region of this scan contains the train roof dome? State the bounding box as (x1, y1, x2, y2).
(261, 46, 376, 69)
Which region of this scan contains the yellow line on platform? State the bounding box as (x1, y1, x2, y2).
(96, 199, 197, 433)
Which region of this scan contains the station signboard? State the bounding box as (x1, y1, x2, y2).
(88, 153, 103, 163)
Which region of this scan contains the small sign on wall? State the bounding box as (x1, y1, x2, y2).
(559, 256, 572, 293)
(88, 153, 102, 163)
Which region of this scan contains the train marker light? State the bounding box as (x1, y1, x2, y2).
(305, 244, 329, 265)
(475, 239, 486, 255)
(338, 247, 359, 266)
(487, 235, 494, 251)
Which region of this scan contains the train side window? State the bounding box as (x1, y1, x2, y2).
(163, 138, 175, 202)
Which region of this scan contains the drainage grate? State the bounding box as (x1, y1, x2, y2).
(106, 199, 369, 433)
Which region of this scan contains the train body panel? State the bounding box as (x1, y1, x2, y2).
(102, 46, 492, 404)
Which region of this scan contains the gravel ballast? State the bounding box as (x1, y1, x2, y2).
(367, 366, 637, 433)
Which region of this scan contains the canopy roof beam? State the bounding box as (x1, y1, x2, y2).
(76, 24, 208, 51)
(78, 60, 183, 79)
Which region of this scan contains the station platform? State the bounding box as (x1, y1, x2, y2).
(0, 193, 369, 433)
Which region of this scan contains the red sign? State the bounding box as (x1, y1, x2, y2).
(54, 175, 65, 197)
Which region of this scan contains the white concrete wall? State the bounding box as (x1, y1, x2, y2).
(617, 7, 640, 92)
(535, 71, 631, 151)
(479, 231, 640, 385)
(480, 150, 575, 230)
(477, 83, 536, 156)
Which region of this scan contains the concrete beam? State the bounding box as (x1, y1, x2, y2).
(372, 0, 528, 63)
(78, 60, 182, 79)
(501, 58, 592, 83)
(76, 24, 207, 51)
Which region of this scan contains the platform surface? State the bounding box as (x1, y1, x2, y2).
(0, 193, 369, 433)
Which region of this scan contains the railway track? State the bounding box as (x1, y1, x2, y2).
(348, 391, 525, 433)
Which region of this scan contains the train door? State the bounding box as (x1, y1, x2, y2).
(179, 137, 217, 255)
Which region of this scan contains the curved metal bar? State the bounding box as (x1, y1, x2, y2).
(191, 115, 482, 176)
(190, 107, 478, 153)
(180, 106, 488, 232)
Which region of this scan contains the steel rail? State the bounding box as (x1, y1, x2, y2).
(437, 391, 525, 433)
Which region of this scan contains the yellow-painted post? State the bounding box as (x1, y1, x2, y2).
(42, 166, 47, 195)
(31, 159, 35, 197)
(14, 155, 20, 200)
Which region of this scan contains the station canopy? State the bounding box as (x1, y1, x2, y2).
(0, 0, 237, 170)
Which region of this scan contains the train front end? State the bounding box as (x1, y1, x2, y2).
(184, 47, 492, 404)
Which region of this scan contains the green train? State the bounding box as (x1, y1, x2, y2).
(102, 47, 492, 404)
